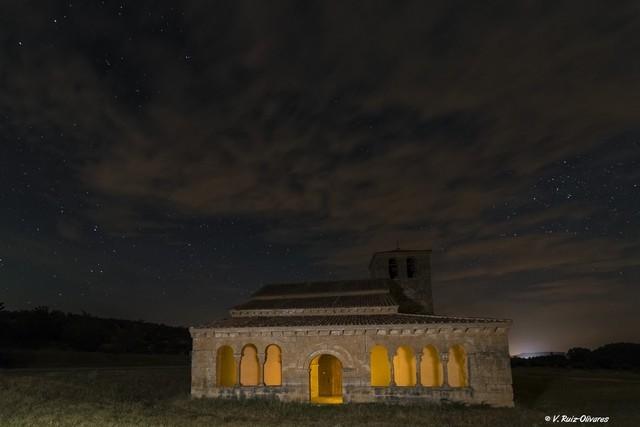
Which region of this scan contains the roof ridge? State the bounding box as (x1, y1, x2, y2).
(232, 293, 399, 311)
(250, 278, 393, 298)
(251, 289, 390, 300)
(257, 278, 391, 289)
(396, 312, 513, 322)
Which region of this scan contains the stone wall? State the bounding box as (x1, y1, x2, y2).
(190, 322, 514, 407)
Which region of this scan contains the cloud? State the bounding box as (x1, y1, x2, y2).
(56, 218, 84, 241)
(5, 2, 638, 262)
(4, 1, 638, 254)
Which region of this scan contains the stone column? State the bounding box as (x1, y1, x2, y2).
(415, 351, 422, 387)
(208, 349, 216, 390)
(234, 352, 242, 386)
(389, 353, 396, 386)
(441, 352, 449, 387)
(258, 352, 266, 386)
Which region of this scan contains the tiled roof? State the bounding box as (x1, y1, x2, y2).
(251, 279, 392, 299)
(202, 313, 508, 329)
(232, 293, 397, 310)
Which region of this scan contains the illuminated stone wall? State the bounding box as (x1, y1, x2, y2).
(190, 323, 514, 407)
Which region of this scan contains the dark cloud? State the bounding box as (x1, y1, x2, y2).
(1, 1, 639, 352)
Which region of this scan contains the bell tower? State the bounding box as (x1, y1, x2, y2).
(368, 249, 433, 314)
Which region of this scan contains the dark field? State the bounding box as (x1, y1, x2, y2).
(1, 366, 639, 426)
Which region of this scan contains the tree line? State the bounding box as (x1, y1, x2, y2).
(0, 303, 190, 354)
(511, 343, 640, 370)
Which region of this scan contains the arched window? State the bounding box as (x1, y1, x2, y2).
(216, 345, 236, 387)
(448, 345, 468, 387)
(420, 345, 443, 386)
(240, 344, 260, 386)
(406, 257, 417, 278)
(263, 344, 282, 386)
(393, 346, 416, 386)
(388, 258, 398, 279)
(370, 345, 390, 386)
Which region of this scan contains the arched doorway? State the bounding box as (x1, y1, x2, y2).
(309, 354, 343, 404)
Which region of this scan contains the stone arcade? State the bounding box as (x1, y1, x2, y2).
(190, 249, 514, 407)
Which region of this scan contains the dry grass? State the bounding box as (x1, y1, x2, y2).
(0, 366, 638, 426)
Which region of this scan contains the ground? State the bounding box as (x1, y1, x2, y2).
(1, 365, 639, 426)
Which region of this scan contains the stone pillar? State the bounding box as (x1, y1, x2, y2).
(415, 351, 422, 386)
(234, 352, 241, 386)
(441, 352, 449, 387)
(208, 349, 216, 390)
(389, 353, 396, 386)
(258, 352, 266, 386)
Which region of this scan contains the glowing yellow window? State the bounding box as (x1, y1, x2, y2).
(264, 345, 282, 386)
(216, 346, 236, 387)
(393, 346, 416, 386)
(370, 345, 390, 386)
(240, 344, 260, 386)
(448, 345, 468, 387)
(420, 345, 443, 387)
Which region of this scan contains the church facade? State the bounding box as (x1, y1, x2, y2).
(190, 249, 514, 407)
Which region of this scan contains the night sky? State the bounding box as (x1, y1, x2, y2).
(2, 1, 639, 355)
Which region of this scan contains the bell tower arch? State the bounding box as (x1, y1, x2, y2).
(369, 249, 433, 314)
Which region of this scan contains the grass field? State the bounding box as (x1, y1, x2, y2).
(1, 366, 639, 426)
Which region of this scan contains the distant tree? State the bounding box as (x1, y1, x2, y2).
(0, 306, 190, 355)
(61, 319, 108, 352)
(33, 305, 50, 314)
(510, 356, 526, 367)
(590, 343, 640, 369)
(567, 347, 592, 367)
(510, 354, 568, 368)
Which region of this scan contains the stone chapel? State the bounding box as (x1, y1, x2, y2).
(189, 249, 514, 407)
